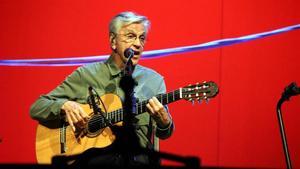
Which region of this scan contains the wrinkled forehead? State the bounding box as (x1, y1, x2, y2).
(118, 23, 147, 35)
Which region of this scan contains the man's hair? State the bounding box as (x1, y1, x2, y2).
(109, 11, 150, 34)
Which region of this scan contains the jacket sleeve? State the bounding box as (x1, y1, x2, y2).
(155, 78, 175, 140)
(30, 68, 83, 123)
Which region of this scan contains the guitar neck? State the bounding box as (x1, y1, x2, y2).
(104, 88, 183, 124)
(137, 88, 183, 114)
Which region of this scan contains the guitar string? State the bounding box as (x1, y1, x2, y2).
(86, 86, 209, 129)
(86, 86, 211, 129)
(88, 85, 212, 127)
(86, 90, 182, 129)
(87, 89, 181, 124)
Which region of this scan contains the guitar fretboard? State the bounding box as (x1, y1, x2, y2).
(93, 88, 182, 126)
(136, 88, 182, 114)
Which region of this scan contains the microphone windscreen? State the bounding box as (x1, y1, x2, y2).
(124, 48, 134, 58)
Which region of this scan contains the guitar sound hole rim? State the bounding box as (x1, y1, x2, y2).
(86, 114, 106, 137)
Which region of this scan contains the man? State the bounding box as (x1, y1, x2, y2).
(30, 11, 174, 167)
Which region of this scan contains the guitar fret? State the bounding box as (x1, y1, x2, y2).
(115, 111, 117, 122)
(179, 88, 182, 99)
(121, 110, 123, 120)
(120, 110, 123, 121)
(167, 93, 169, 104)
(144, 101, 147, 112)
(117, 109, 120, 121)
(173, 91, 175, 101)
(109, 111, 112, 123)
(113, 111, 116, 123)
(109, 112, 111, 123)
(114, 110, 116, 122)
(139, 101, 144, 114)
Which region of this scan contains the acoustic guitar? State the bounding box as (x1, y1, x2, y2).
(35, 81, 218, 163)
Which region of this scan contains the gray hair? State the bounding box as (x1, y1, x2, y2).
(109, 11, 150, 34)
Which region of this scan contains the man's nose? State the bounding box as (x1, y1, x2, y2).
(132, 38, 143, 48)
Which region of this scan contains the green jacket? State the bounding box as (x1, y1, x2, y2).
(30, 57, 174, 150)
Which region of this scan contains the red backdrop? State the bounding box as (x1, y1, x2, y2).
(0, 0, 299, 168)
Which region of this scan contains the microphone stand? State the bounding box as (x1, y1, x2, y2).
(119, 56, 141, 166)
(276, 82, 299, 169)
(277, 99, 292, 169)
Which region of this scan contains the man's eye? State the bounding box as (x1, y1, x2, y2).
(126, 34, 136, 39)
(139, 36, 145, 41)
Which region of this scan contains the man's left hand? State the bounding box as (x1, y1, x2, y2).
(146, 97, 171, 128)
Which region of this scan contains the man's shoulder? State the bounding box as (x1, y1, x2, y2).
(135, 64, 164, 79)
(76, 61, 106, 74)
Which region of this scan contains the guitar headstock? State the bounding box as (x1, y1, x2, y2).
(182, 81, 219, 103)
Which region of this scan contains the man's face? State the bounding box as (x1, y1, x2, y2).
(111, 23, 146, 66)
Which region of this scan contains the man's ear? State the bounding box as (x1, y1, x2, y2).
(109, 33, 116, 50)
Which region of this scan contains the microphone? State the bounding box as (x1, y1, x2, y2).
(88, 86, 93, 93)
(124, 48, 135, 59)
(281, 82, 300, 102)
(88, 86, 99, 114)
(88, 86, 111, 126)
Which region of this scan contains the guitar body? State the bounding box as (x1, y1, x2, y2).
(35, 93, 122, 164)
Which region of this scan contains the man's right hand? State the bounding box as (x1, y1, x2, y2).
(61, 101, 89, 132)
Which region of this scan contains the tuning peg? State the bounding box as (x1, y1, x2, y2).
(195, 82, 200, 89)
(197, 99, 202, 104)
(191, 100, 195, 105)
(188, 98, 195, 105)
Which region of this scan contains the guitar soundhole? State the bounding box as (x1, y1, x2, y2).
(86, 114, 106, 136)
